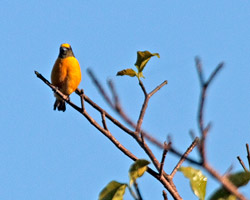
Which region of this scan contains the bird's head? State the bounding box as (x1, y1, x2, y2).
(59, 43, 75, 58)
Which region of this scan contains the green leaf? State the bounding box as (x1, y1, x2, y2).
(116, 68, 137, 77)
(179, 166, 207, 200)
(134, 51, 160, 73)
(209, 171, 250, 200)
(98, 181, 127, 200)
(129, 159, 150, 185)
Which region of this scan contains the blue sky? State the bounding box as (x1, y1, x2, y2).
(1, 1, 250, 199)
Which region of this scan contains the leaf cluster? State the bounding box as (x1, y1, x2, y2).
(98, 159, 150, 200)
(116, 51, 160, 80)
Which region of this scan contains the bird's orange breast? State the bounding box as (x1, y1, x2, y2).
(51, 56, 81, 95)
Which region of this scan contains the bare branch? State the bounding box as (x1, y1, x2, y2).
(107, 79, 119, 107)
(160, 142, 171, 178)
(189, 130, 196, 141)
(85, 71, 201, 167)
(237, 156, 248, 172)
(204, 163, 246, 200)
(148, 80, 168, 97)
(195, 57, 205, 85)
(35, 71, 183, 200)
(246, 143, 250, 170)
(196, 59, 224, 164)
(35, 71, 137, 161)
(136, 80, 167, 135)
(162, 190, 168, 200)
(206, 62, 224, 86)
(80, 89, 85, 112)
(170, 137, 199, 178)
(101, 112, 108, 130)
(139, 79, 147, 97)
(87, 68, 113, 106)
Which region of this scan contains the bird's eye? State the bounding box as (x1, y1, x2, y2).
(60, 47, 68, 53)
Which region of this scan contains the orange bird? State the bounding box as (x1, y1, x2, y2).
(51, 43, 82, 111)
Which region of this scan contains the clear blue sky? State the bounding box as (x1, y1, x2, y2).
(1, 1, 250, 199)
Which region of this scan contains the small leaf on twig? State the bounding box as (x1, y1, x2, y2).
(135, 51, 160, 72)
(129, 159, 150, 185)
(179, 166, 207, 200)
(209, 171, 250, 200)
(116, 68, 137, 77)
(116, 50, 160, 80)
(98, 181, 127, 200)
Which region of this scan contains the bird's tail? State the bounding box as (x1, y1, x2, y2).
(53, 99, 66, 112)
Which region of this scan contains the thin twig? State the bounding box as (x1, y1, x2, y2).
(134, 181, 143, 200)
(196, 60, 224, 164)
(148, 80, 168, 97)
(160, 142, 171, 178)
(246, 143, 250, 170)
(135, 80, 149, 134)
(87, 68, 113, 106)
(162, 190, 168, 200)
(206, 62, 224, 86)
(107, 79, 119, 107)
(80, 89, 85, 111)
(101, 112, 108, 130)
(139, 79, 147, 97)
(195, 57, 205, 85)
(136, 80, 167, 135)
(170, 137, 199, 178)
(237, 156, 248, 172)
(189, 130, 196, 141)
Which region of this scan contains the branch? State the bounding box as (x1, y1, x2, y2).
(237, 156, 248, 172)
(204, 163, 246, 200)
(194, 59, 247, 200)
(162, 190, 168, 200)
(246, 143, 250, 170)
(87, 68, 113, 106)
(136, 80, 167, 135)
(35, 71, 137, 161)
(160, 142, 171, 178)
(170, 137, 199, 178)
(196, 59, 224, 163)
(35, 71, 183, 200)
(86, 70, 200, 166)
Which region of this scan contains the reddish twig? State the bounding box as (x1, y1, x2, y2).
(170, 137, 199, 178)
(237, 156, 248, 172)
(160, 142, 171, 178)
(163, 190, 168, 200)
(101, 112, 108, 130)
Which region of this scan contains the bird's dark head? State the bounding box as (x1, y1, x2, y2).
(59, 43, 74, 58)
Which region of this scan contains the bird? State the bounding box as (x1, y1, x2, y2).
(51, 43, 82, 112)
